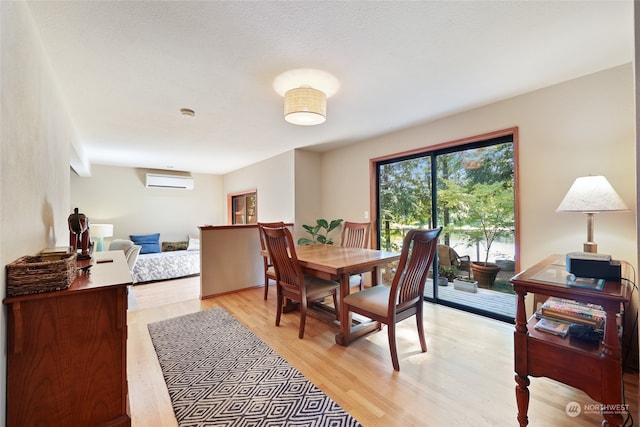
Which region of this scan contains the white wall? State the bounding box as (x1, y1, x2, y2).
(71, 164, 223, 244)
(321, 65, 637, 273)
(223, 151, 296, 225)
(1, 1, 79, 422)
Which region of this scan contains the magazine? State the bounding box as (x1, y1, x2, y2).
(534, 317, 571, 338)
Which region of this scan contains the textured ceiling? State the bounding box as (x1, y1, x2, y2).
(26, 1, 633, 175)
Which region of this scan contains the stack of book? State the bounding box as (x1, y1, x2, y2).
(540, 297, 605, 329)
(533, 296, 606, 338)
(40, 246, 73, 261)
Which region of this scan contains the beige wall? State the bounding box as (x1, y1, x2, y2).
(200, 225, 264, 296)
(294, 150, 324, 238)
(223, 150, 296, 225)
(1, 1, 79, 422)
(321, 64, 637, 273)
(71, 164, 223, 244)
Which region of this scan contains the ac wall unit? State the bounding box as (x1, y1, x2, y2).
(145, 173, 194, 190)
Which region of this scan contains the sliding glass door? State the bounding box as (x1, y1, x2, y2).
(376, 133, 517, 322)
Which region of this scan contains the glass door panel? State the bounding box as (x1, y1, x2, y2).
(376, 137, 517, 322)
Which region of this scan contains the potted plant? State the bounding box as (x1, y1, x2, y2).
(297, 218, 343, 245)
(438, 265, 457, 285)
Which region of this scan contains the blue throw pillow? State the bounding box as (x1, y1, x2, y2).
(129, 233, 161, 254)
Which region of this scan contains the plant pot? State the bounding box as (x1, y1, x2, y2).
(453, 278, 478, 293)
(471, 262, 501, 289)
(437, 276, 449, 287)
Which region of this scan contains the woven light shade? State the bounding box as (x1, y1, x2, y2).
(284, 87, 327, 126)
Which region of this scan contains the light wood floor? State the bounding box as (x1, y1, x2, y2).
(127, 278, 638, 427)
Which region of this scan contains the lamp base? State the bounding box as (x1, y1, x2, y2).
(95, 237, 105, 252)
(583, 241, 597, 253)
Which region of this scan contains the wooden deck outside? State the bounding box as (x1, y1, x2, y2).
(425, 281, 517, 318)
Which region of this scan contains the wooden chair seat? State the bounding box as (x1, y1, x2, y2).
(289, 274, 341, 296)
(343, 285, 390, 317)
(266, 266, 276, 279)
(342, 227, 442, 371)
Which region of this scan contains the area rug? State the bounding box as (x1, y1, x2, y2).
(148, 308, 362, 427)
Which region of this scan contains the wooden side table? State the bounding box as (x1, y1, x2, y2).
(510, 255, 630, 427)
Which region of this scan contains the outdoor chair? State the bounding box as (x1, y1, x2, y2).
(342, 227, 442, 371)
(437, 244, 471, 279)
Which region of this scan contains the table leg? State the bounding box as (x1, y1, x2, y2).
(514, 290, 529, 427)
(335, 268, 383, 346)
(336, 273, 352, 346)
(515, 374, 530, 427)
(371, 266, 380, 286)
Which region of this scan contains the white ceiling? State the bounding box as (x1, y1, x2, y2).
(26, 1, 633, 176)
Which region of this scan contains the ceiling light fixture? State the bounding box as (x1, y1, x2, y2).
(180, 108, 195, 117)
(273, 69, 340, 126)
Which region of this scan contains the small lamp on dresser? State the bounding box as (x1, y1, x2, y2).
(90, 223, 113, 252)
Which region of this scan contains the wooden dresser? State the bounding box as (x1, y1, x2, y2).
(4, 250, 132, 427)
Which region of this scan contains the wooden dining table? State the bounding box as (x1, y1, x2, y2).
(292, 244, 401, 346)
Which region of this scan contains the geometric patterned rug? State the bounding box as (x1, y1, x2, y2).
(148, 308, 363, 427)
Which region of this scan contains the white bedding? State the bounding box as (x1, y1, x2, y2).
(132, 250, 200, 283)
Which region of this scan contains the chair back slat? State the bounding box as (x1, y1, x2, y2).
(263, 226, 303, 292)
(391, 228, 442, 307)
(340, 221, 371, 249)
(257, 222, 285, 300)
(258, 222, 285, 252)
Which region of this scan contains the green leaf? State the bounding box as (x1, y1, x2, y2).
(297, 237, 314, 245)
(317, 219, 329, 229)
(327, 219, 344, 233)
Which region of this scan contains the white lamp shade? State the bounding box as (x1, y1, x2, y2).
(556, 176, 628, 213)
(90, 223, 114, 238)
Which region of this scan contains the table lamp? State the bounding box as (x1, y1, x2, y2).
(90, 224, 113, 252)
(556, 176, 628, 253)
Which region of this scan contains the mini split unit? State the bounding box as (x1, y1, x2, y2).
(145, 173, 194, 190)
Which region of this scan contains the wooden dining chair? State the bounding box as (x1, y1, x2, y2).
(262, 226, 340, 339)
(257, 221, 285, 300)
(342, 227, 442, 371)
(340, 221, 371, 291)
